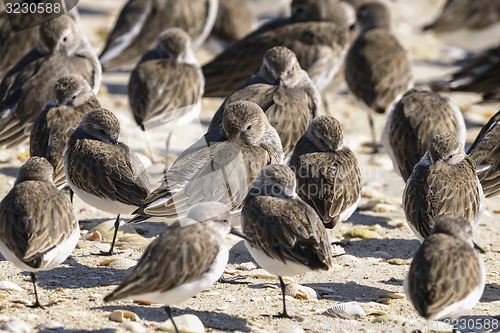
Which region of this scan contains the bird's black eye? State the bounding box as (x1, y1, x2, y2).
(63, 37, 67, 42)
(72, 95, 76, 100)
(247, 125, 252, 131)
(99, 129, 106, 135)
(448, 154, 453, 160)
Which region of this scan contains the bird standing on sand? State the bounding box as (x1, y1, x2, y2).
(0, 157, 80, 308)
(64, 108, 150, 255)
(344, 1, 413, 153)
(241, 164, 333, 318)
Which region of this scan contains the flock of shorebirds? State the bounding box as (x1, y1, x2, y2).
(0, 0, 499, 331)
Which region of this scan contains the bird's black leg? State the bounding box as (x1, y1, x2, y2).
(165, 306, 180, 333)
(277, 276, 291, 318)
(368, 113, 380, 154)
(29, 272, 44, 309)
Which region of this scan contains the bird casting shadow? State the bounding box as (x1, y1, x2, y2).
(348, 211, 391, 228)
(345, 237, 420, 260)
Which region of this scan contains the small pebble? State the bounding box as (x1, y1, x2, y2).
(372, 251, 391, 259)
(237, 262, 257, 271)
(35, 321, 63, 330)
(386, 258, 410, 265)
(0, 281, 23, 293)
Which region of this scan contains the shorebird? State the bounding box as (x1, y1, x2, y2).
(64, 108, 150, 255)
(403, 134, 484, 241)
(208, 46, 321, 155)
(467, 110, 500, 198)
(344, 1, 413, 153)
(422, 0, 500, 50)
(0, 157, 80, 308)
(105, 202, 236, 333)
(381, 89, 466, 181)
(0, 6, 80, 76)
(128, 28, 204, 160)
(210, 0, 253, 45)
(0, 14, 101, 149)
(130, 101, 284, 223)
(99, 0, 218, 71)
(202, 0, 349, 97)
(241, 164, 333, 318)
(30, 74, 101, 188)
(431, 45, 500, 104)
(289, 115, 362, 228)
(404, 214, 485, 321)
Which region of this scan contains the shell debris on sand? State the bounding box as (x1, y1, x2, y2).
(0, 320, 31, 333)
(324, 302, 366, 319)
(158, 314, 204, 333)
(285, 283, 318, 300)
(120, 321, 148, 333)
(376, 289, 405, 299)
(109, 310, 140, 323)
(0, 281, 23, 293)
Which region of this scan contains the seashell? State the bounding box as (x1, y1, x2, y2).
(91, 221, 137, 241)
(10, 298, 32, 306)
(365, 308, 389, 316)
(109, 310, 140, 323)
(85, 231, 102, 241)
(331, 244, 345, 255)
(223, 267, 237, 275)
(120, 321, 147, 333)
(343, 228, 378, 239)
(1, 321, 31, 333)
(158, 314, 204, 333)
(386, 258, 410, 265)
(285, 283, 317, 300)
(376, 289, 405, 299)
(35, 321, 63, 330)
(324, 303, 366, 319)
(376, 298, 392, 305)
(262, 284, 279, 290)
(237, 262, 257, 271)
(216, 304, 229, 311)
(108, 258, 138, 270)
(372, 315, 405, 324)
(0, 281, 23, 293)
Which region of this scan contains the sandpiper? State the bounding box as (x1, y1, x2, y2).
(202, 0, 349, 97)
(468, 110, 500, 198)
(105, 202, 235, 333)
(64, 108, 150, 255)
(241, 164, 333, 318)
(404, 214, 485, 321)
(0, 157, 80, 308)
(30, 74, 101, 188)
(0, 14, 101, 149)
(128, 28, 204, 160)
(208, 46, 320, 155)
(403, 134, 484, 241)
(381, 89, 466, 181)
(99, 0, 218, 71)
(289, 115, 362, 228)
(344, 1, 413, 153)
(130, 101, 284, 223)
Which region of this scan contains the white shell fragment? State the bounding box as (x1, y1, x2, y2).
(109, 310, 140, 322)
(1, 321, 31, 333)
(159, 314, 204, 333)
(285, 283, 318, 300)
(0, 281, 23, 293)
(324, 303, 367, 319)
(120, 321, 148, 333)
(376, 289, 405, 299)
(237, 262, 257, 271)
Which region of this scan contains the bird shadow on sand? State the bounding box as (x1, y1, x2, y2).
(480, 283, 500, 303)
(347, 211, 392, 228)
(104, 83, 127, 95)
(0, 166, 20, 178)
(344, 237, 420, 260)
(94, 304, 251, 331)
(26, 256, 132, 290)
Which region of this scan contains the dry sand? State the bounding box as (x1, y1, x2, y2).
(0, 0, 500, 332)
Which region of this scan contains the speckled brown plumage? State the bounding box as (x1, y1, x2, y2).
(404, 215, 485, 320)
(208, 46, 320, 155)
(289, 116, 362, 228)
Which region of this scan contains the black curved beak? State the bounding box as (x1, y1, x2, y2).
(474, 241, 486, 254)
(230, 227, 253, 243)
